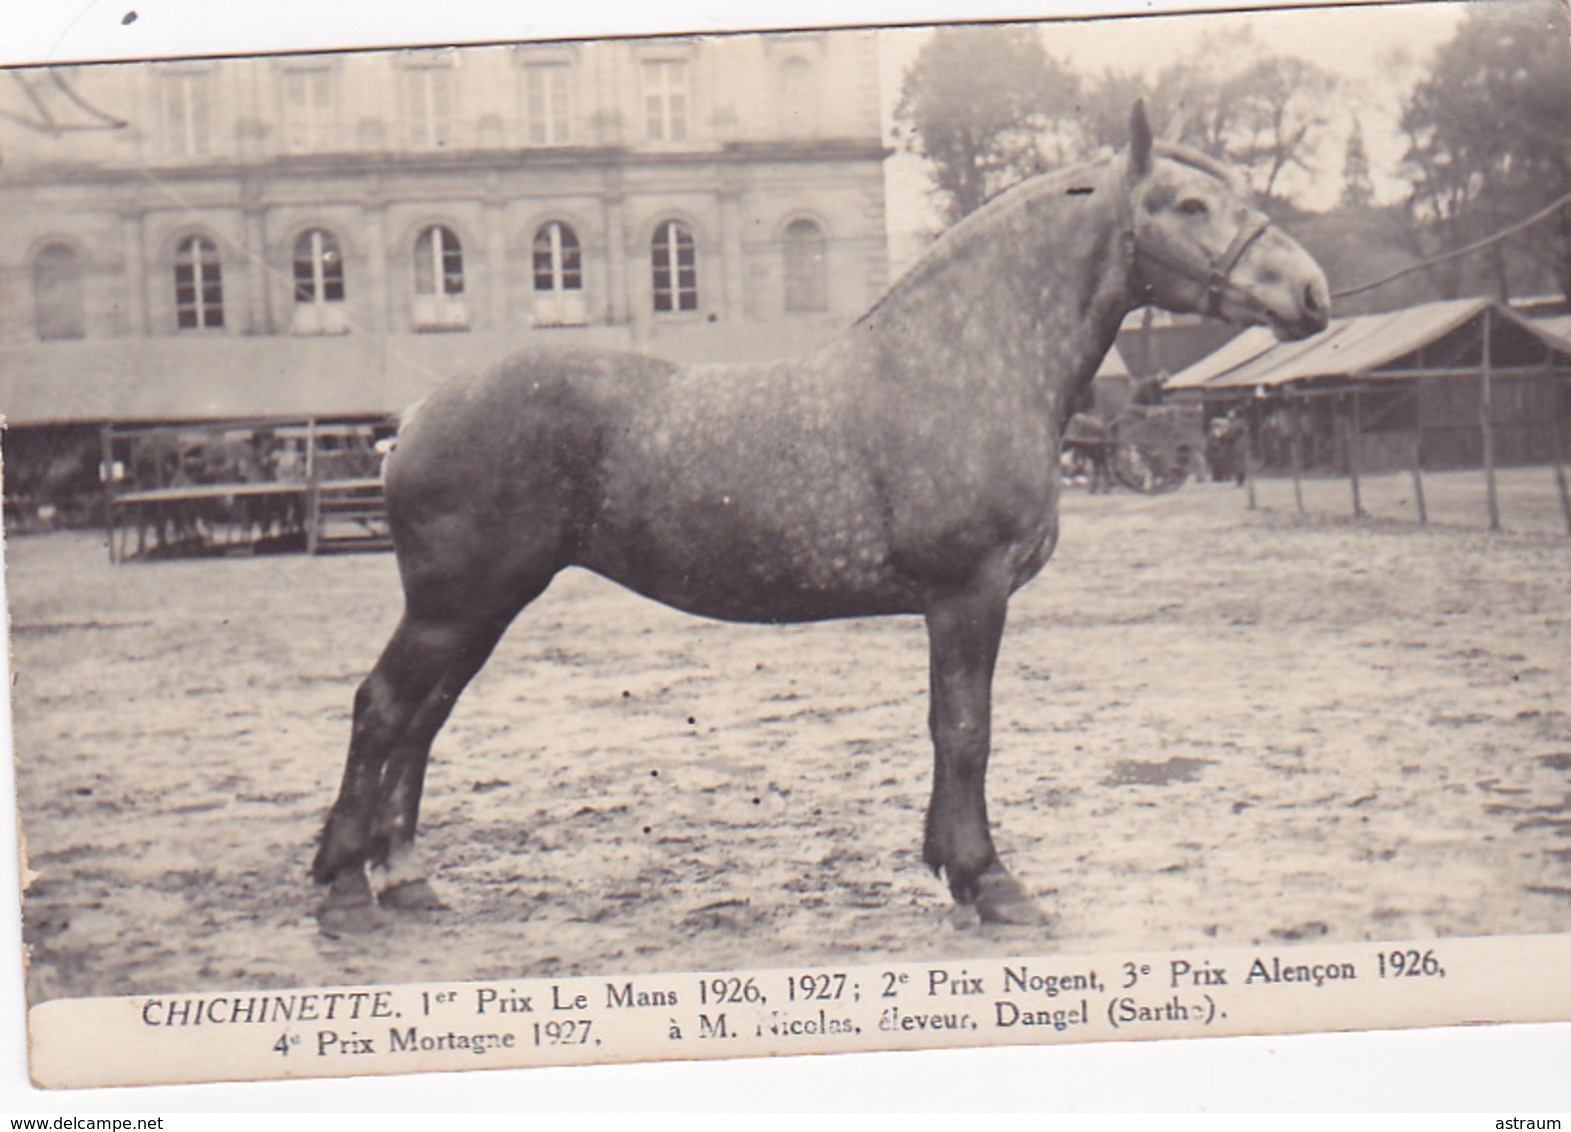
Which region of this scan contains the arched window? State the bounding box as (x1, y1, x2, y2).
(532, 221, 586, 326)
(292, 228, 347, 335)
(779, 58, 816, 137)
(414, 225, 464, 296)
(174, 235, 224, 330)
(412, 225, 468, 331)
(32, 243, 85, 341)
(782, 218, 828, 313)
(651, 220, 697, 314)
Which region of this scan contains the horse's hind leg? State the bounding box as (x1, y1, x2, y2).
(922, 573, 1042, 926)
(312, 607, 511, 929)
(370, 617, 510, 911)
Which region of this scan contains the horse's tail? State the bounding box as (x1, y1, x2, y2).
(376, 396, 430, 479)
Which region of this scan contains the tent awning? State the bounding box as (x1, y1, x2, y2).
(1528, 313, 1571, 354)
(1095, 344, 1130, 380)
(1166, 297, 1571, 394)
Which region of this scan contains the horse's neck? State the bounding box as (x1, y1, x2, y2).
(848, 166, 1134, 427)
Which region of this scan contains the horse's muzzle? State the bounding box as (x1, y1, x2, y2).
(1271, 278, 1330, 341)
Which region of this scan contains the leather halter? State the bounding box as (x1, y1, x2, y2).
(1128, 202, 1276, 323)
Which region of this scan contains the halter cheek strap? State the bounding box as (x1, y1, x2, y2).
(1203, 213, 1272, 320)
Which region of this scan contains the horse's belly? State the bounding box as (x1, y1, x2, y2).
(578, 390, 1060, 623)
(580, 504, 923, 624)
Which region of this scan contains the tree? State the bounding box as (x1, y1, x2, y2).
(1222, 53, 1336, 204)
(894, 25, 1080, 223)
(1071, 67, 1152, 154)
(1399, 0, 1571, 300)
(1340, 116, 1374, 211)
(1077, 25, 1335, 213)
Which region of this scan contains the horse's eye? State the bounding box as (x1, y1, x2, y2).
(1177, 198, 1209, 217)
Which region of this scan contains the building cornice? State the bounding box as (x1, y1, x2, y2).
(0, 138, 891, 190)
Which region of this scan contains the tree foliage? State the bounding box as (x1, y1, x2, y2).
(1074, 25, 1336, 213)
(1399, 0, 1571, 299)
(894, 25, 1079, 223)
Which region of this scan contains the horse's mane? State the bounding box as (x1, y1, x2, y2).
(855, 138, 1247, 328)
(854, 155, 1120, 328)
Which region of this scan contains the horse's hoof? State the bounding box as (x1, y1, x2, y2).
(316, 901, 389, 936)
(974, 870, 1044, 926)
(379, 878, 448, 912)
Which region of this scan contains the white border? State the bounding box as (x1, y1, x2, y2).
(3, 0, 1570, 1114)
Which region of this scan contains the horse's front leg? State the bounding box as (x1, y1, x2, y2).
(922, 577, 1041, 925)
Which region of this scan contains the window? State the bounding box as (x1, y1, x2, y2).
(32, 243, 85, 341)
(161, 71, 210, 156)
(642, 59, 688, 142)
(281, 67, 335, 152)
(412, 225, 468, 331)
(651, 220, 697, 314)
(292, 228, 347, 335)
(174, 236, 224, 330)
(782, 219, 828, 312)
(531, 221, 586, 326)
(779, 58, 815, 137)
(522, 63, 571, 146)
(404, 63, 453, 149)
(414, 225, 464, 297)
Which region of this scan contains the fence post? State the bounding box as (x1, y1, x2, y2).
(1347, 389, 1364, 518)
(1244, 398, 1258, 511)
(101, 424, 118, 564)
(1288, 393, 1305, 515)
(1552, 376, 1571, 538)
(1409, 383, 1427, 526)
(1481, 308, 1501, 532)
(306, 418, 321, 555)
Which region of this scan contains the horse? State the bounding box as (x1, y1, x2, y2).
(312, 103, 1329, 932)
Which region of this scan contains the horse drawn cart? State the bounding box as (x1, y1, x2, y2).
(1061, 398, 1206, 494)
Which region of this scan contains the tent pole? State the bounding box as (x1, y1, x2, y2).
(1481, 308, 1501, 532)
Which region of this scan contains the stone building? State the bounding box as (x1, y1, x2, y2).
(0, 31, 890, 444)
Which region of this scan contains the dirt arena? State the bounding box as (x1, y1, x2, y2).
(9, 470, 1571, 1004)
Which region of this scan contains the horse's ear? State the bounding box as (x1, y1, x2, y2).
(1162, 105, 1187, 143)
(1130, 99, 1153, 179)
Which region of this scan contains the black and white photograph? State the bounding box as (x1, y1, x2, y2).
(3, 0, 1570, 1102)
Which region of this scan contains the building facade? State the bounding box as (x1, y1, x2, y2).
(0, 32, 890, 428)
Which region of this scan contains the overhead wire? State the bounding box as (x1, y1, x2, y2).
(1331, 187, 1571, 300)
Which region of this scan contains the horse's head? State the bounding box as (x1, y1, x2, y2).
(1122, 102, 1330, 341)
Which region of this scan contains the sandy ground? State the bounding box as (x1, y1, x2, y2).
(8, 470, 1571, 1004)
